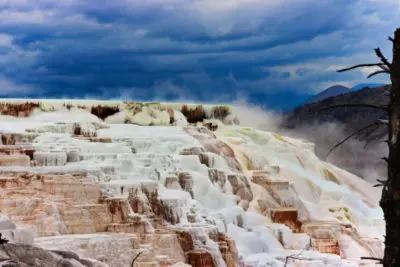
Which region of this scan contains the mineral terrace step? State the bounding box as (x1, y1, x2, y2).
(270, 208, 302, 233)
(73, 136, 112, 143)
(0, 145, 35, 158)
(0, 177, 22, 188)
(311, 238, 340, 255)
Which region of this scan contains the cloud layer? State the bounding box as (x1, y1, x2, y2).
(0, 0, 397, 109)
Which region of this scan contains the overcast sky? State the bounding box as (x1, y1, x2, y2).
(0, 0, 398, 110)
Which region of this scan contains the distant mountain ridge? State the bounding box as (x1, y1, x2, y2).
(284, 85, 389, 130)
(303, 83, 386, 106)
(281, 85, 390, 180)
(304, 85, 351, 105)
(351, 83, 385, 91)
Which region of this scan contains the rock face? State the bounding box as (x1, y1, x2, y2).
(0, 212, 100, 267)
(0, 99, 385, 267)
(0, 242, 108, 267)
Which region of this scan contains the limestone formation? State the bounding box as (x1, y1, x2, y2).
(0, 99, 385, 267)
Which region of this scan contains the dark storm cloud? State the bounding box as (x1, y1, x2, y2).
(0, 0, 396, 108)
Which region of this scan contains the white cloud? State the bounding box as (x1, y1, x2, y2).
(0, 0, 397, 102)
(0, 34, 13, 47)
(0, 10, 107, 30)
(0, 10, 48, 24)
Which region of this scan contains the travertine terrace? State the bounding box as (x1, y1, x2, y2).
(0, 99, 385, 266)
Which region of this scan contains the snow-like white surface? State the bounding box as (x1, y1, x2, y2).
(0, 105, 384, 267)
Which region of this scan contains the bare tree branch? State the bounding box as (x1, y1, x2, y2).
(284, 250, 304, 267)
(0, 234, 11, 264)
(131, 252, 143, 267)
(389, 36, 400, 49)
(368, 70, 390, 78)
(374, 183, 385, 187)
(375, 48, 392, 69)
(363, 136, 386, 149)
(0, 234, 8, 245)
(374, 178, 389, 191)
(337, 63, 385, 73)
(320, 103, 388, 112)
(326, 120, 388, 158)
(379, 65, 391, 72)
(362, 126, 383, 149)
(361, 256, 383, 264)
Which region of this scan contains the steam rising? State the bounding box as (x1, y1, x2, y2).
(230, 100, 387, 184)
(72, 89, 387, 184)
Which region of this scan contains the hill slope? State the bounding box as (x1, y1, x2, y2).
(281, 85, 389, 180)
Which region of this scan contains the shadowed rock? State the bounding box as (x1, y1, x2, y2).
(0, 103, 39, 117)
(90, 106, 120, 120)
(180, 105, 206, 123)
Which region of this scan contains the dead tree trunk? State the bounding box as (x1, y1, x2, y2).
(323, 28, 400, 266)
(382, 28, 400, 267)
